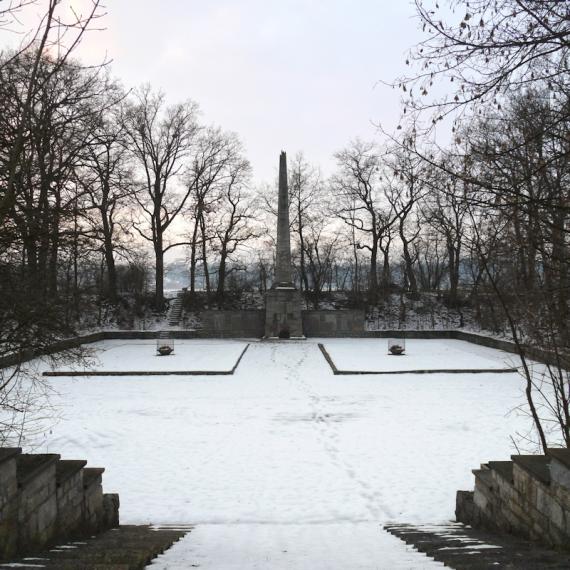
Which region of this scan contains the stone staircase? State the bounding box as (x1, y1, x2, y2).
(0, 447, 118, 562)
(0, 448, 190, 568)
(167, 292, 184, 327)
(456, 448, 570, 548)
(385, 522, 570, 569)
(0, 525, 191, 569)
(385, 449, 570, 569)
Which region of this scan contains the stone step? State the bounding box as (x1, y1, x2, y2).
(487, 460, 514, 483)
(56, 459, 87, 486)
(385, 522, 570, 569)
(166, 294, 184, 326)
(83, 467, 105, 489)
(472, 467, 493, 486)
(16, 453, 60, 487)
(512, 454, 551, 485)
(0, 525, 191, 570)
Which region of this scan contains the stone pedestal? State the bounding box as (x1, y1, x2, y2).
(264, 288, 303, 338)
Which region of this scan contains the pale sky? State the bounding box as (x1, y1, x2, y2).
(5, 1, 424, 184)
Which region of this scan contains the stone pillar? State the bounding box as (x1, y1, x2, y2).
(264, 151, 304, 338)
(274, 151, 294, 287)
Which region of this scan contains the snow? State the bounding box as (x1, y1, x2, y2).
(34, 339, 530, 568)
(47, 340, 248, 373)
(323, 338, 517, 372)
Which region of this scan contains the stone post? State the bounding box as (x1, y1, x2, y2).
(274, 151, 294, 288)
(264, 151, 303, 338)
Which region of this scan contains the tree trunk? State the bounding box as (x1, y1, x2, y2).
(447, 240, 460, 306)
(155, 231, 164, 308)
(189, 217, 200, 293)
(217, 243, 227, 299)
(368, 236, 379, 304)
(199, 214, 210, 295)
(103, 231, 117, 302)
(400, 221, 418, 294)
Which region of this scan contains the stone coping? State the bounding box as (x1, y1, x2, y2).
(17, 454, 60, 487)
(56, 460, 87, 485)
(548, 448, 570, 470)
(511, 454, 552, 485)
(82, 467, 105, 490)
(45, 369, 235, 377)
(0, 448, 21, 465)
(487, 461, 514, 483)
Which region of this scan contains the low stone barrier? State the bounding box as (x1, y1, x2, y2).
(0, 326, 566, 372)
(0, 447, 119, 561)
(456, 449, 570, 549)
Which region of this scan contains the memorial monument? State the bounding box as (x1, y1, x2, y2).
(264, 152, 304, 338)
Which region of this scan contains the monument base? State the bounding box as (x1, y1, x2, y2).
(264, 288, 303, 338)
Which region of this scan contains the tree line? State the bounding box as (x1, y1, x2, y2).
(0, 38, 567, 328)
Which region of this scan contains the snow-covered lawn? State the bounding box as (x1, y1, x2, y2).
(323, 338, 517, 372)
(37, 339, 529, 568)
(47, 339, 248, 373)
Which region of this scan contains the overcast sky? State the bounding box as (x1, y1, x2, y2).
(9, 1, 424, 184)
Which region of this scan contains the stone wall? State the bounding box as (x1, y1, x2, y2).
(302, 310, 365, 337)
(198, 310, 265, 338)
(0, 448, 119, 561)
(456, 449, 570, 549)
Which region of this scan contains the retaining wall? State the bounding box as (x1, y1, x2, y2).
(198, 310, 265, 338)
(302, 310, 365, 337)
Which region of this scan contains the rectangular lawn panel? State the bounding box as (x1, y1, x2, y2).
(321, 338, 517, 373)
(44, 339, 249, 375)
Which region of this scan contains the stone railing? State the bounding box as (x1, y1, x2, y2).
(456, 449, 570, 549)
(0, 447, 119, 561)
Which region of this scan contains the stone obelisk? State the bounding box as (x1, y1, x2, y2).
(264, 151, 303, 338)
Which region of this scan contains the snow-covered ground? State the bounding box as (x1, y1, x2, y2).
(48, 340, 248, 373)
(36, 339, 530, 569)
(323, 338, 517, 372)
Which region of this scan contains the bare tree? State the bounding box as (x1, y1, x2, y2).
(185, 128, 245, 296)
(385, 135, 432, 295)
(288, 153, 323, 294)
(304, 222, 341, 307)
(80, 83, 133, 302)
(213, 153, 258, 300)
(422, 159, 469, 304)
(0, 0, 105, 225)
(459, 88, 570, 450)
(122, 86, 199, 307)
(331, 140, 397, 304)
(398, 0, 570, 123)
